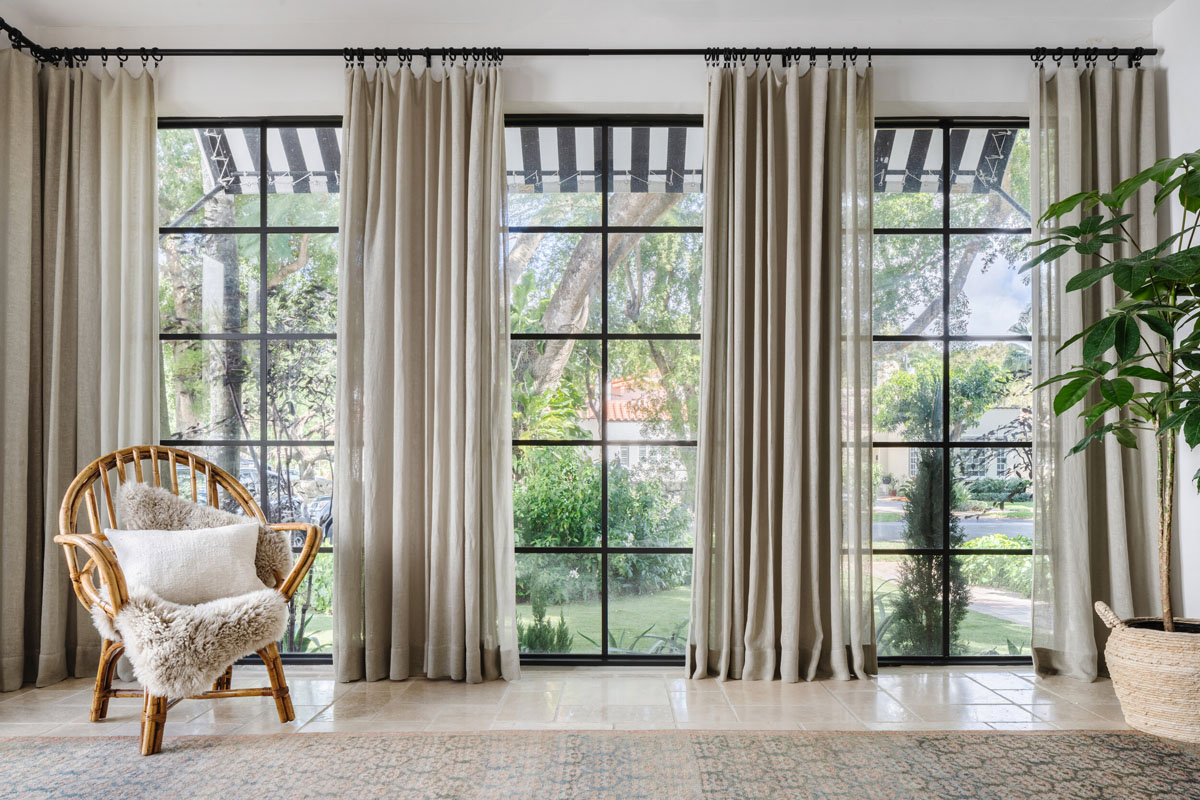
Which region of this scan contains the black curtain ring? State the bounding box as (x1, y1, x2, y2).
(1052, 47, 1063, 64)
(867, 48, 872, 68)
(101, 47, 109, 67)
(139, 47, 149, 66)
(826, 51, 832, 67)
(809, 47, 816, 67)
(373, 47, 386, 66)
(849, 47, 859, 65)
(1107, 46, 1119, 63)
(116, 47, 128, 64)
(151, 48, 162, 66)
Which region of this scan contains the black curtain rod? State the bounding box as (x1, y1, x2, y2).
(2, 17, 1156, 67)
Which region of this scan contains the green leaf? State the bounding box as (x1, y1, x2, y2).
(1114, 317, 1140, 361)
(1180, 353, 1200, 372)
(1083, 316, 1120, 361)
(1118, 365, 1171, 383)
(1040, 191, 1099, 223)
(1186, 410, 1200, 449)
(1018, 243, 1072, 274)
(1068, 424, 1113, 455)
(1112, 262, 1152, 292)
(1179, 169, 1200, 213)
(1113, 427, 1138, 448)
(1075, 239, 1106, 256)
(1082, 399, 1114, 427)
(1138, 313, 1175, 342)
(1065, 264, 1115, 292)
(1099, 378, 1135, 406)
(1055, 377, 1094, 416)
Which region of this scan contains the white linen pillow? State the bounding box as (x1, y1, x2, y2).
(104, 523, 267, 605)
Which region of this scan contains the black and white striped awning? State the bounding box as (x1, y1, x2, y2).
(874, 128, 1019, 194)
(200, 127, 342, 194)
(505, 126, 705, 194)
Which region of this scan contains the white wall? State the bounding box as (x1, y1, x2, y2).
(1, 14, 1158, 118)
(1154, 0, 1200, 619)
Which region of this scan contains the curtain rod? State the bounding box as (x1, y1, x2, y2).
(2, 17, 1156, 68)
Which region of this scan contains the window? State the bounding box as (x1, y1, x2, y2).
(871, 120, 1034, 662)
(157, 119, 340, 659)
(507, 117, 702, 662)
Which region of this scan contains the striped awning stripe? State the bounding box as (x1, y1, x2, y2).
(199, 126, 342, 195)
(873, 128, 1020, 194)
(506, 126, 704, 194)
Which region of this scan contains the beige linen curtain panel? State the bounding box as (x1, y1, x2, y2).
(0, 49, 158, 693)
(1030, 65, 1160, 682)
(689, 65, 875, 682)
(334, 64, 518, 684)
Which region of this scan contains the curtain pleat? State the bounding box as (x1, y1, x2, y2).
(689, 65, 875, 682)
(335, 65, 518, 684)
(1030, 66, 1160, 682)
(0, 50, 158, 693)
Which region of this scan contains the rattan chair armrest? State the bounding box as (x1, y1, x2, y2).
(53, 532, 128, 617)
(267, 523, 321, 601)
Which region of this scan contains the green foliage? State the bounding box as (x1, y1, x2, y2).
(517, 592, 573, 654)
(1021, 149, 1200, 483)
(879, 451, 971, 656)
(283, 552, 333, 653)
(967, 477, 1032, 503)
(959, 535, 1034, 599)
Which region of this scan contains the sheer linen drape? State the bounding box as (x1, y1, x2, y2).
(334, 65, 518, 684)
(0, 50, 158, 692)
(688, 65, 875, 682)
(1030, 66, 1160, 682)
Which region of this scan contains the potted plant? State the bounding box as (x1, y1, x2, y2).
(1021, 150, 1200, 742)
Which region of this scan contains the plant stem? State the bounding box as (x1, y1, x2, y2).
(1158, 429, 1175, 632)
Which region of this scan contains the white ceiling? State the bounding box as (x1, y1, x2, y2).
(0, 0, 1177, 30)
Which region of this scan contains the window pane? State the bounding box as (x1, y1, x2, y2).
(159, 233, 259, 334)
(161, 340, 260, 439)
(265, 445, 334, 528)
(873, 128, 943, 228)
(952, 446, 1033, 549)
(194, 445, 262, 513)
(265, 126, 341, 226)
(949, 342, 1032, 443)
(954, 554, 1032, 656)
(873, 233, 943, 336)
(607, 446, 696, 548)
(950, 128, 1031, 229)
(607, 126, 704, 227)
(873, 341, 943, 442)
(508, 232, 601, 334)
(608, 340, 700, 440)
(158, 127, 260, 227)
(949, 234, 1031, 336)
(267, 233, 338, 333)
(505, 126, 602, 227)
(267, 339, 336, 441)
(511, 340, 600, 440)
(513, 446, 602, 547)
(873, 447, 942, 551)
(607, 232, 702, 334)
(607, 554, 692, 656)
(874, 553, 945, 657)
(516, 552, 601, 654)
(282, 551, 334, 654)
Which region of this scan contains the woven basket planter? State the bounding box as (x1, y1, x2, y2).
(1096, 601, 1200, 743)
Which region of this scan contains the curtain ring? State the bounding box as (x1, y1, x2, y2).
(809, 47, 816, 67)
(849, 47, 859, 65)
(151, 48, 162, 67)
(1107, 46, 1119, 63)
(116, 47, 128, 64)
(867, 48, 872, 68)
(101, 47, 109, 67)
(139, 47, 149, 68)
(373, 47, 386, 66)
(826, 51, 832, 68)
(1052, 47, 1063, 64)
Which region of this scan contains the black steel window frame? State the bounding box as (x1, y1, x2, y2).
(874, 117, 1034, 666)
(508, 114, 702, 666)
(158, 116, 341, 665)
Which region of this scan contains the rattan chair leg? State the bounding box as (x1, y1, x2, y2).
(258, 643, 294, 723)
(139, 692, 168, 756)
(90, 639, 123, 722)
(212, 664, 233, 692)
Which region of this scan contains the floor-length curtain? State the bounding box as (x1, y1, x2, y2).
(1030, 65, 1160, 682)
(688, 64, 875, 682)
(0, 50, 158, 693)
(334, 64, 518, 684)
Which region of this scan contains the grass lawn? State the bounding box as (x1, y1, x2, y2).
(517, 585, 691, 655)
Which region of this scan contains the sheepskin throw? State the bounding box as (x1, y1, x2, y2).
(90, 589, 288, 697)
(92, 482, 294, 697)
(115, 481, 292, 587)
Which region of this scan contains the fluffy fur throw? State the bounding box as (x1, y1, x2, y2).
(91, 482, 294, 697)
(91, 589, 288, 697)
(115, 482, 292, 588)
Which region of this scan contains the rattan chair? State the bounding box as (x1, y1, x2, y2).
(55, 445, 321, 755)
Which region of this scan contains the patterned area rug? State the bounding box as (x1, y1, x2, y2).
(1, 730, 1197, 800)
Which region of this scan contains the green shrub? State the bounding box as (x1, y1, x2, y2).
(966, 477, 1032, 503)
(517, 592, 573, 654)
(959, 534, 1033, 598)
